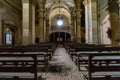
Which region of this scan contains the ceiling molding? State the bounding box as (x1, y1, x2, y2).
(50, 6, 70, 13)
(2, 3, 20, 14)
(3, 0, 22, 13)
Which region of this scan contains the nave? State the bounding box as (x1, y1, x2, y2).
(42, 46, 85, 80)
(0, 46, 85, 80)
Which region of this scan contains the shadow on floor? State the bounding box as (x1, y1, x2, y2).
(47, 65, 71, 73)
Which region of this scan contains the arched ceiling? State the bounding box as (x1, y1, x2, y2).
(45, 0, 75, 26)
(45, 0, 75, 9)
(49, 7, 71, 24)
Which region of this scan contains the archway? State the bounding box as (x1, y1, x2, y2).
(50, 32, 71, 44)
(2, 20, 17, 45)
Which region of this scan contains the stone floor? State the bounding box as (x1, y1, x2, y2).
(40, 47, 85, 80)
(0, 47, 86, 80)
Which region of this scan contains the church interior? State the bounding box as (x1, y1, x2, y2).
(0, 0, 120, 80)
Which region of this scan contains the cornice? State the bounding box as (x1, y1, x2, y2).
(2, 0, 22, 13)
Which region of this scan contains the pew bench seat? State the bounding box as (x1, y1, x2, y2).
(77, 53, 120, 80)
(81, 71, 120, 79)
(0, 53, 49, 80)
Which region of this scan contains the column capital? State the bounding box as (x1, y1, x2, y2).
(75, 9, 82, 17)
(83, 0, 91, 6)
(39, 13, 43, 19)
(22, 0, 29, 3)
(38, 10, 44, 13)
(83, 0, 87, 6)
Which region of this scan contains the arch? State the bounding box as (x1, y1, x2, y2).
(49, 6, 71, 14)
(2, 20, 17, 45)
(3, 19, 18, 27)
(49, 7, 71, 27)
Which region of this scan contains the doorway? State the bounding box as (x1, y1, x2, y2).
(50, 32, 71, 44)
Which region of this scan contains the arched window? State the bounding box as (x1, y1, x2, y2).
(57, 16, 64, 26)
(5, 28, 12, 45)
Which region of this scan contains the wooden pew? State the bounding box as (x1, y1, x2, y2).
(0, 45, 55, 60)
(69, 46, 120, 61)
(71, 46, 120, 52)
(77, 53, 120, 80)
(64, 43, 95, 53)
(26, 43, 57, 58)
(0, 46, 53, 79)
(0, 54, 39, 80)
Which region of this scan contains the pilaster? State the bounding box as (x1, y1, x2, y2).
(46, 18, 49, 42)
(75, 0, 82, 43)
(30, 1, 35, 44)
(0, 20, 2, 45)
(83, 0, 97, 44)
(22, 0, 30, 45)
(22, 0, 36, 45)
(76, 9, 82, 43)
(0, 5, 2, 45)
(71, 12, 75, 42)
(38, 3, 44, 42)
(117, 0, 120, 45)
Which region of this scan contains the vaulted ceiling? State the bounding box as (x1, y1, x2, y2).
(45, 0, 75, 26)
(45, 0, 75, 9)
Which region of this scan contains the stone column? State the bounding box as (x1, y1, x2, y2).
(117, 0, 120, 45)
(71, 13, 75, 42)
(46, 18, 49, 42)
(0, 19, 2, 46)
(83, 0, 89, 43)
(22, 0, 30, 45)
(97, 11, 101, 44)
(44, 17, 46, 42)
(91, 0, 97, 44)
(0, 20, 2, 45)
(0, 4, 3, 45)
(110, 13, 119, 46)
(83, 0, 97, 44)
(75, 0, 82, 43)
(38, 4, 44, 42)
(22, 0, 35, 45)
(29, 1, 35, 44)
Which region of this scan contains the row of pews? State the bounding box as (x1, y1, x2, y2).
(64, 43, 120, 80)
(0, 43, 57, 80)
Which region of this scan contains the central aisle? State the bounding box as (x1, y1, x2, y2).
(41, 47, 85, 80)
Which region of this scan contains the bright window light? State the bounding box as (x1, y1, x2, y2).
(57, 19, 63, 26)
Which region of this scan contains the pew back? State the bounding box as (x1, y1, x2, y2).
(77, 53, 120, 80)
(0, 54, 38, 80)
